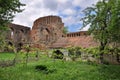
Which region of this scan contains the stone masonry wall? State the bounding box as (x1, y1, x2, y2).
(31, 16, 64, 48)
(7, 23, 31, 50)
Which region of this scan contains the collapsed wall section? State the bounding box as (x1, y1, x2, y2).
(7, 23, 31, 50)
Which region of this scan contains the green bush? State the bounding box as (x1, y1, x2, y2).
(83, 47, 100, 58)
(68, 47, 81, 61)
(52, 50, 64, 59)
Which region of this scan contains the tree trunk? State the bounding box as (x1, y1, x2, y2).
(100, 46, 104, 64)
(99, 42, 106, 64)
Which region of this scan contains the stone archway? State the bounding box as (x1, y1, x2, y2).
(8, 41, 13, 46)
(42, 28, 50, 41)
(17, 43, 23, 51)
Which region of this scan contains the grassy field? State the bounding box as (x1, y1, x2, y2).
(0, 52, 15, 60)
(0, 52, 38, 61)
(0, 52, 120, 80)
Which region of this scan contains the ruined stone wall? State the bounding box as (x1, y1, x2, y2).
(31, 16, 64, 48)
(2, 15, 97, 50)
(66, 31, 88, 37)
(7, 23, 31, 49)
(50, 31, 98, 48)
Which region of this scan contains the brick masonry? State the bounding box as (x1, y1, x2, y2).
(6, 15, 98, 50)
(31, 16, 64, 48)
(6, 23, 31, 50)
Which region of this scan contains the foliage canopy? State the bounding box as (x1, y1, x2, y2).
(0, 0, 25, 30)
(81, 0, 120, 63)
(82, 0, 120, 45)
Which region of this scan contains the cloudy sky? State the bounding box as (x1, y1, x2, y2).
(13, 0, 99, 32)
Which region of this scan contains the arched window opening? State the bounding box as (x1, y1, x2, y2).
(8, 42, 13, 46)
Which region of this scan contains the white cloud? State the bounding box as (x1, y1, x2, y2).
(13, 0, 99, 31)
(62, 9, 76, 16)
(57, 0, 69, 4)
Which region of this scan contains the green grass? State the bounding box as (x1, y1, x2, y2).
(0, 53, 120, 80)
(0, 52, 15, 60)
(0, 52, 40, 61)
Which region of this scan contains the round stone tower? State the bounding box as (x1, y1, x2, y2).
(31, 15, 64, 49)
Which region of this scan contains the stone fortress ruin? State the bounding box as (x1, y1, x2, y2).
(5, 23, 31, 51)
(6, 15, 97, 50)
(2, 15, 119, 65)
(31, 16, 64, 49)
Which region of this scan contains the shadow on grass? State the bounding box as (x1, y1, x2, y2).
(35, 65, 57, 74)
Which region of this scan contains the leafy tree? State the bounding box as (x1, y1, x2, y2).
(81, 0, 120, 63)
(0, 0, 25, 30)
(108, 0, 120, 44)
(63, 26, 69, 34)
(108, 0, 120, 63)
(0, 0, 25, 52)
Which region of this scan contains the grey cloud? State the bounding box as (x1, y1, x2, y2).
(43, 0, 58, 11)
(58, 1, 73, 11)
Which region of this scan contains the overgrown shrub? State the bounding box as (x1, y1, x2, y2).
(68, 47, 81, 61)
(83, 47, 100, 58)
(52, 50, 64, 59)
(84, 47, 120, 64)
